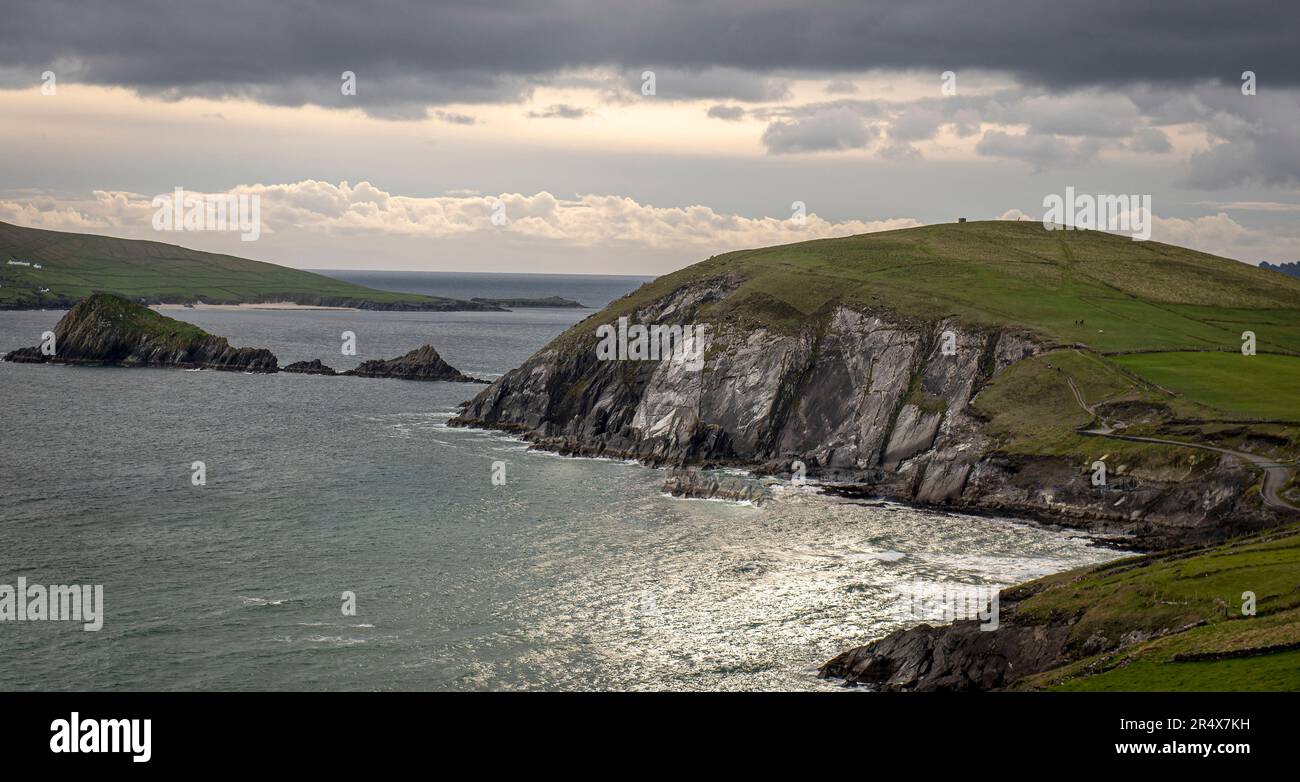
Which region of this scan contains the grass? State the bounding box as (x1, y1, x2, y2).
(0, 220, 472, 308)
(1049, 649, 1300, 692)
(1112, 352, 1300, 421)
(1002, 525, 1300, 691)
(72, 292, 213, 347)
(567, 220, 1300, 354)
(970, 348, 1210, 472)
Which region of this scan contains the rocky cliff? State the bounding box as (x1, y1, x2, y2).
(4, 293, 277, 371)
(817, 575, 1092, 691)
(451, 274, 1278, 549)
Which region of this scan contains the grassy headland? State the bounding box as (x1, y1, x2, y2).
(0, 220, 497, 310)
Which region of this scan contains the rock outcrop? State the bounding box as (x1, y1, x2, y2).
(817, 573, 1083, 691)
(3, 293, 277, 372)
(470, 296, 585, 309)
(281, 359, 337, 375)
(343, 344, 487, 383)
(661, 469, 773, 504)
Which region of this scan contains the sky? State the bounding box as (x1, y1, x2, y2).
(1, 0, 1298, 274)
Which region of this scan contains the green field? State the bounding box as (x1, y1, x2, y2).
(1006, 526, 1300, 691)
(1113, 352, 1300, 421)
(0, 220, 478, 309)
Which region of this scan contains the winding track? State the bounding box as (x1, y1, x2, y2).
(1064, 376, 1298, 513)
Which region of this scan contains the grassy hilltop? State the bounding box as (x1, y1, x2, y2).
(602, 219, 1300, 352)
(0, 220, 492, 310)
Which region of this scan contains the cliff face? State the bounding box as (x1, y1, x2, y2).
(4, 293, 277, 372)
(452, 277, 1275, 548)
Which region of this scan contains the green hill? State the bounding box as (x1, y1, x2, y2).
(0, 220, 496, 311)
(602, 219, 1300, 354)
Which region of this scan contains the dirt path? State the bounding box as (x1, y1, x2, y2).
(1064, 377, 1298, 513)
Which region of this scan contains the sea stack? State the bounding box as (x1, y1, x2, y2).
(344, 344, 486, 383)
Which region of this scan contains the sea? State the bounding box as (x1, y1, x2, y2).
(0, 271, 1119, 691)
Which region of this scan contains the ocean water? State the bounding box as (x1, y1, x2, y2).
(313, 269, 653, 310)
(0, 272, 1119, 691)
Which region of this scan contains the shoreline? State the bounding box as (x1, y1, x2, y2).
(447, 416, 1165, 548)
(151, 302, 359, 312)
(453, 416, 1136, 688)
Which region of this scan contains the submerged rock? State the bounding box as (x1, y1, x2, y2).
(2, 293, 277, 372)
(662, 469, 772, 505)
(344, 344, 487, 383)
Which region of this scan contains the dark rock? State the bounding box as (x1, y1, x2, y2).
(282, 359, 337, 375)
(470, 296, 585, 309)
(817, 582, 1076, 691)
(343, 344, 486, 383)
(662, 469, 772, 504)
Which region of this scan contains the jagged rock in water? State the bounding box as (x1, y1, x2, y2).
(662, 469, 772, 505)
(282, 359, 337, 375)
(343, 344, 486, 382)
(2, 293, 277, 372)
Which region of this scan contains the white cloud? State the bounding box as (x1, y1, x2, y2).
(0, 181, 922, 254)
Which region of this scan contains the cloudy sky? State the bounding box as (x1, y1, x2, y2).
(1, 0, 1298, 274)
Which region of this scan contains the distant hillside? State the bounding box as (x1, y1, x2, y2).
(1260, 261, 1300, 280)
(0, 221, 500, 311)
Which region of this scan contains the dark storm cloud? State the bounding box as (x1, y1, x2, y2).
(762, 106, 878, 153)
(707, 105, 746, 120)
(975, 131, 1102, 170)
(1, 0, 1295, 110)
